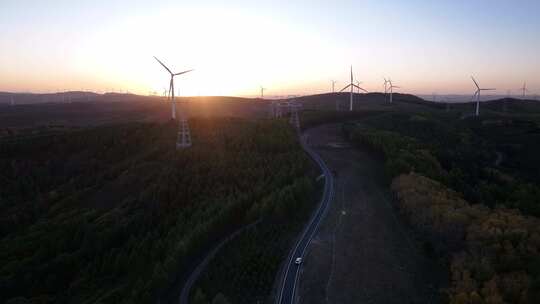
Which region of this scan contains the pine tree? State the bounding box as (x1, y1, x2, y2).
(192, 288, 208, 304)
(211, 293, 231, 304)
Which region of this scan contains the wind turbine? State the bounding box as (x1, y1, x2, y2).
(153, 56, 193, 120)
(519, 82, 529, 99)
(340, 66, 367, 111)
(154, 56, 194, 149)
(331, 80, 337, 93)
(387, 79, 400, 103)
(471, 76, 495, 117)
(383, 78, 390, 102)
(260, 86, 266, 99)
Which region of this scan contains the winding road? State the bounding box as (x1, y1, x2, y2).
(276, 133, 335, 304)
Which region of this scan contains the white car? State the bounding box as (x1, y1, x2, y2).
(295, 257, 303, 265)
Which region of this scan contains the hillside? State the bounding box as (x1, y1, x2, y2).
(340, 106, 540, 303)
(0, 97, 269, 129)
(0, 118, 314, 304)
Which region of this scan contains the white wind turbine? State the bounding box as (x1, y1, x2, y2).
(153, 56, 193, 120)
(471, 76, 495, 117)
(340, 66, 367, 111)
(519, 82, 529, 99)
(387, 79, 400, 103)
(383, 78, 390, 101)
(154, 56, 194, 149)
(331, 80, 337, 93)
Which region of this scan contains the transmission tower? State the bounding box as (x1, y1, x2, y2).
(269, 101, 277, 118)
(176, 112, 192, 149)
(289, 102, 301, 131)
(275, 102, 284, 118)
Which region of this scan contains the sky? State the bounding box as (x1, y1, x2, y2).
(1, 0, 539, 97)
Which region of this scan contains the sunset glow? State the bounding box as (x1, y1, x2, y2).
(1, 0, 539, 96)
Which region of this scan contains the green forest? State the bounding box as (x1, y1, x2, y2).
(0, 118, 314, 304)
(190, 176, 316, 304)
(343, 110, 540, 303)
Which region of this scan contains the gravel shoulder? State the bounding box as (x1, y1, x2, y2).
(298, 123, 447, 304)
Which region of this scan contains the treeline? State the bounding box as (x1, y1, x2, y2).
(191, 177, 316, 303)
(0, 118, 312, 303)
(299, 109, 382, 131)
(344, 113, 540, 218)
(344, 117, 540, 303)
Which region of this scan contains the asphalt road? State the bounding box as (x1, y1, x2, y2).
(276, 133, 335, 304)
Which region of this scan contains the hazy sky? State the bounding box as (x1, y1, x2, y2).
(1, 0, 539, 96)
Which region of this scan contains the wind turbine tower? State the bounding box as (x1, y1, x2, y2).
(331, 80, 337, 93)
(260, 86, 266, 99)
(383, 78, 389, 101)
(340, 66, 367, 111)
(153, 56, 194, 149)
(471, 76, 495, 117)
(520, 82, 528, 99)
(387, 79, 400, 103)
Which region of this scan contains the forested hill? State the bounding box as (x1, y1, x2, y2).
(343, 110, 540, 303)
(0, 118, 313, 303)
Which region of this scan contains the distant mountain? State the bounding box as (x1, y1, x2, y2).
(291, 92, 424, 104)
(418, 94, 540, 103)
(0, 91, 100, 105)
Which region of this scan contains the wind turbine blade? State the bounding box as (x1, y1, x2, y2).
(340, 84, 352, 92)
(352, 84, 368, 92)
(471, 76, 480, 89)
(481, 88, 496, 91)
(471, 91, 479, 101)
(154, 56, 173, 75)
(174, 69, 194, 76)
